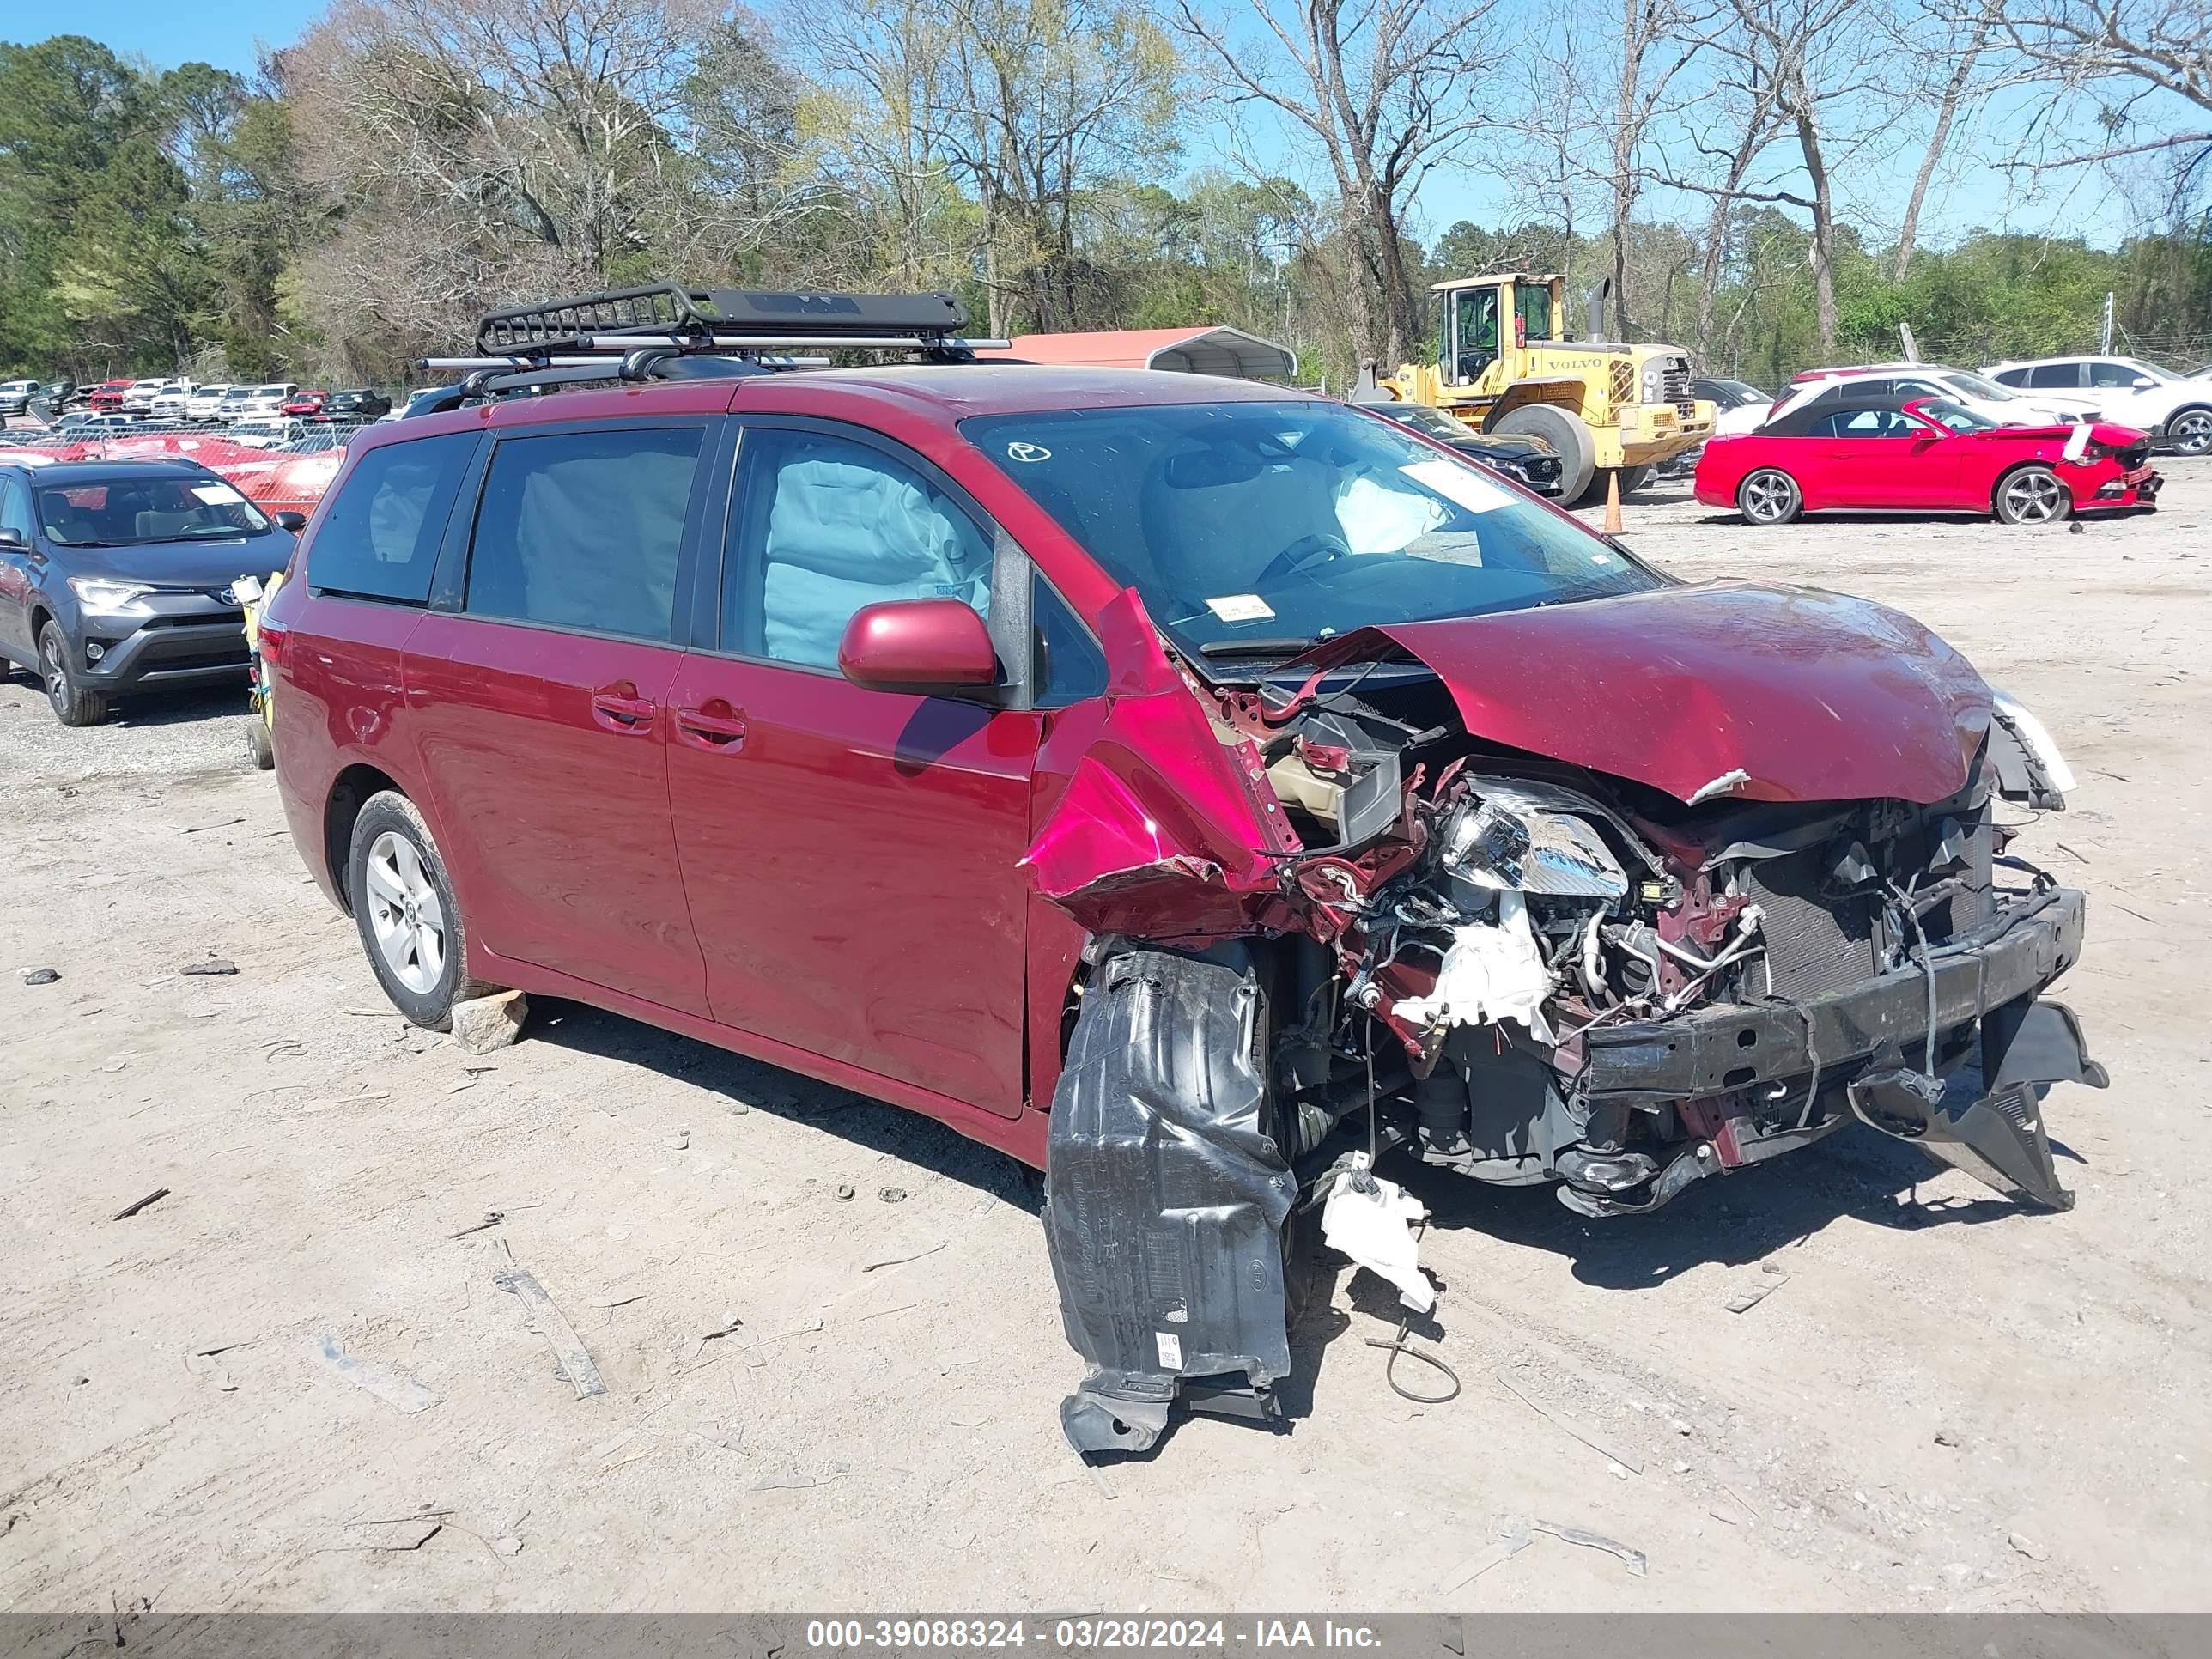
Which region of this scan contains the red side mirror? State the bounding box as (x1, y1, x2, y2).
(838, 598, 999, 695)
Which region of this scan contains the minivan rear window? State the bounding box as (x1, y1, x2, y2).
(307, 432, 477, 604)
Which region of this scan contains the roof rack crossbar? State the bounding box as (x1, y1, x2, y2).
(471, 283, 994, 360)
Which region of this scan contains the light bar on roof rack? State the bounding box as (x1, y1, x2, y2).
(472, 283, 995, 358)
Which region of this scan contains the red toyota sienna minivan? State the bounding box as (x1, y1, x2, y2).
(262, 285, 2103, 1453)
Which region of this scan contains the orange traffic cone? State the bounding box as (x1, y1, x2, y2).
(1604, 470, 1625, 534)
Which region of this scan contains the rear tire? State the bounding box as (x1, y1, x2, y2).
(1736, 468, 1802, 525)
(1491, 404, 1595, 505)
(39, 620, 109, 726)
(1994, 465, 2071, 526)
(246, 713, 275, 770)
(1610, 463, 1652, 498)
(345, 789, 498, 1030)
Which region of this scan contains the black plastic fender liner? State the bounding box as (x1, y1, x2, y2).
(1043, 948, 1297, 1455)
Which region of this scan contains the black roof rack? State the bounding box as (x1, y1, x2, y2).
(411, 283, 1009, 416)
(473, 283, 980, 356)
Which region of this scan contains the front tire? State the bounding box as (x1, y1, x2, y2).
(1995, 465, 2071, 526)
(1737, 468, 1802, 525)
(346, 790, 496, 1029)
(39, 620, 110, 726)
(1491, 404, 1596, 505)
(246, 713, 275, 770)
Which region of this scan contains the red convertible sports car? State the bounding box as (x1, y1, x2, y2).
(1696, 394, 2160, 526)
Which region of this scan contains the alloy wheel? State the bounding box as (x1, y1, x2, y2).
(1741, 471, 1795, 523)
(2001, 469, 2065, 524)
(362, 830, 447, 994)
(40, 632, 65, 709)
(2169, 410, 2212, 456)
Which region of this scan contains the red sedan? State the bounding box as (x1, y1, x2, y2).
(86, 380, 133, 412)
(281, 389, 329, 418)
(1697, 395, 2159, 525)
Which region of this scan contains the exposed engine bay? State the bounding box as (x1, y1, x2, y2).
(1039, 588, 2105, 1455)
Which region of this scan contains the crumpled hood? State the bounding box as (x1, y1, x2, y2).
(1279, 581, 1994, 805)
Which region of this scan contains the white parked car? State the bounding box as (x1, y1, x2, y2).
(1984, 356, 2212, 456)
(149, 380, 194, 421)
(228, 417, 307, 449)
(186, 384, 234, 422)
(232, 384, 299, 421)
(119, 377, 169, 414)
(1771, 363, 2084, 430)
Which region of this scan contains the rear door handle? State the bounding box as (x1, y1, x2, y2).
(591, 683, 658, 732)
(675, 702, 748, 749)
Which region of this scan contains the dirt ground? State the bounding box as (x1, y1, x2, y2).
(3, 462, 2208, 1617)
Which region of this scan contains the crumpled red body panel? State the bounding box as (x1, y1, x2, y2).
(1023, 592, 1293, 938)
(1284, 580, 1994, 806)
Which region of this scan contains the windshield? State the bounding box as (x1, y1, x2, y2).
(961, 399, 1660, 658)
(1381, 403, 1476, 439)
(37, 477, 274, 545)
(1939, 370, 2017, 402)
(2120, 357, 2175, 383)
(1914, 398, 1996, 434)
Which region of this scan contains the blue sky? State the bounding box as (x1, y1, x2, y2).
(0, 0, 325, 78)
(3, 0, 2152, 252)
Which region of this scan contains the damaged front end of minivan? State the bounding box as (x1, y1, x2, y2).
(1036, 582, 2104, 1454)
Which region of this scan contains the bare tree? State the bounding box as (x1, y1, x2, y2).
(1600, 0, 1717, 336)
(1643, 0, 1888, 352)
(1892, 0, 2001, 279)
(1172, 0, 1501, 367)
(1983, 0, 2212, 189)
(801, 0, 1181, 335)
(287, 0, 735, 350)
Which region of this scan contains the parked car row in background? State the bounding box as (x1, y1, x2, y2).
(1, 377, 396, 428)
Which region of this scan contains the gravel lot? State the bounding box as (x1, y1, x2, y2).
(3, 463, 2207, 1618)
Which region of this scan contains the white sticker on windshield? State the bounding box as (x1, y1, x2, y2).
(191, 483, 246, 505)
(1400, 458, 1515, 514)
(1205, 593, 1276, 623)
(1006, 441, 1052, 463)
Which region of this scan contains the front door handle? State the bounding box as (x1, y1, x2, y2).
(591, 682, 658, 732)
(675, 702, 748, 750)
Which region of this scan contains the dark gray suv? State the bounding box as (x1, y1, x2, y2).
(0, 458, 300, 726)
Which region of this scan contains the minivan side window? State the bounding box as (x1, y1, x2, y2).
(724, 427, 994, 669)
(307, 433, 477, 604)
(464, 426, 702, 643)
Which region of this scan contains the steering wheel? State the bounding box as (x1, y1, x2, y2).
(1254, 532, 1352, 586)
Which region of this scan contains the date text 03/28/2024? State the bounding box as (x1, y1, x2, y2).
(805, 1620, 1384, 1650)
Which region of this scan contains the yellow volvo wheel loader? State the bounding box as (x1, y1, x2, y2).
(1374, 274, 1715, 506)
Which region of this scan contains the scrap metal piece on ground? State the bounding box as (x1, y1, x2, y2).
(1532, 1518, 1648, 1577)
(495, 1266, 607, 1397)
(1725, 1272, 1790, 1313)
(1494, 1371, 1642, 1474)
(1437, 1521, 1533, 1592)
(112, 1188, 170, 1220)
(315, 1334, 439, 1414)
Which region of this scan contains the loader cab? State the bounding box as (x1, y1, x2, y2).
(1439, 274, 1565, 388)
